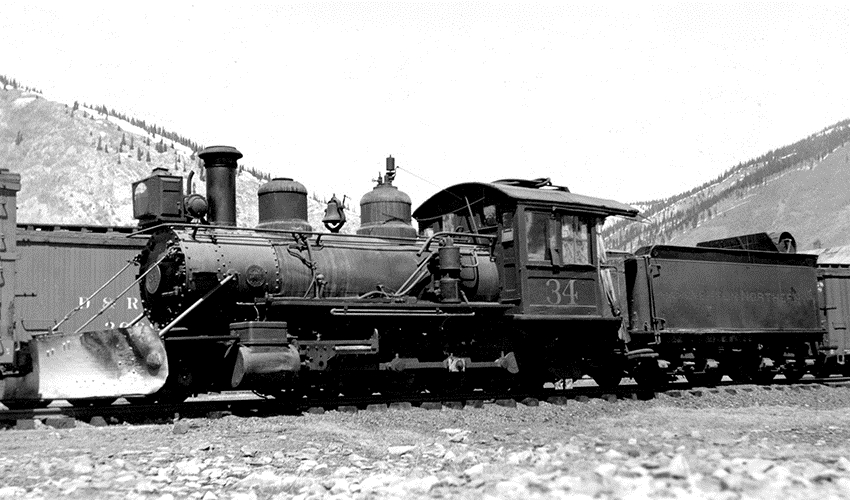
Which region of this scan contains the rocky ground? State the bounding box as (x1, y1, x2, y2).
(2, 384, 850, 499)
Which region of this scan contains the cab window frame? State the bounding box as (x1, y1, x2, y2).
(522, 207, 596, 267)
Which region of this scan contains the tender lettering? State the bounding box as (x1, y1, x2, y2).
(682, 289, 801, 304)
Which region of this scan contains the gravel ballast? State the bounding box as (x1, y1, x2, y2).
(3, 384, 850, 499)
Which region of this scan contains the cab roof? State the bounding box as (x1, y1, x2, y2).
(412, 181, 639, 222)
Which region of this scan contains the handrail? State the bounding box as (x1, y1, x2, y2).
(52, 259, 135, 332)
(71, 254, 168, 334)
(158, 273, 237, 338)
(416, 231, 495, 257)
(128, 223, 424, 242)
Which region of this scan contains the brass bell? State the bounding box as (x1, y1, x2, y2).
(322, 195, 347, 233)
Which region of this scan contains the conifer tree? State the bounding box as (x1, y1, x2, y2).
(97, 136, 102, 151)
(146, 151, 151, 162)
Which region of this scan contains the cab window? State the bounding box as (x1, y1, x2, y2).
(525, 212, 548, 261)
(525, 211, 593, 265)
(482, 205, 498, 228)
(560, 215, 590, 265)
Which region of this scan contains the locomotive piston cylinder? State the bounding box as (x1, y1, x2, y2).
(230, 345, 301, 388)
(229, 321, 300, 389)
(199, 146, 243, 226)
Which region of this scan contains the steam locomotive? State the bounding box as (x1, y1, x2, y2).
(124, 146, 828, 401)
(0, 145, 834, 406)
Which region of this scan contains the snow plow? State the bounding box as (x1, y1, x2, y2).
(0, 169, 167, 405)
(1, 324, 168, 402)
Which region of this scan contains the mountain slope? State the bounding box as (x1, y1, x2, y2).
(0, 85, 360, 231)
(666, 145, 850, 250)
(603, 120, 850, 252)
(4, 78, 849, 252)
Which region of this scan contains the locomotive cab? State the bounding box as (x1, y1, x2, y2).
(413, 178, 638, 389)
(413, 178, 638, 318)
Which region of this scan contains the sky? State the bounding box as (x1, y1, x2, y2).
(2, 2, 850, 208)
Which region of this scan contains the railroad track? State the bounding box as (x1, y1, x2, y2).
(4, 374, 850, 429)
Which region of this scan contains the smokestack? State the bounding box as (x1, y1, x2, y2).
(198, 145, 242, 226)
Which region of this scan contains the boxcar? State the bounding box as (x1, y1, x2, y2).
(15, 223, 147, 334)
(817, 262, 850, 374)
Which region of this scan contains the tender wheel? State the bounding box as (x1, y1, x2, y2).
(632, 359, 668, 390)
(685, 359, 722, 387)
(726, 353, 767, 383)
(813, 359, 834, 379)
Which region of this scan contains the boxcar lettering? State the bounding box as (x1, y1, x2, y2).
(127, 297, 140, 310)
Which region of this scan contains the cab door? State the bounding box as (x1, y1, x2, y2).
(518, 207, 602, 317)
(497, 210, 520, 303)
